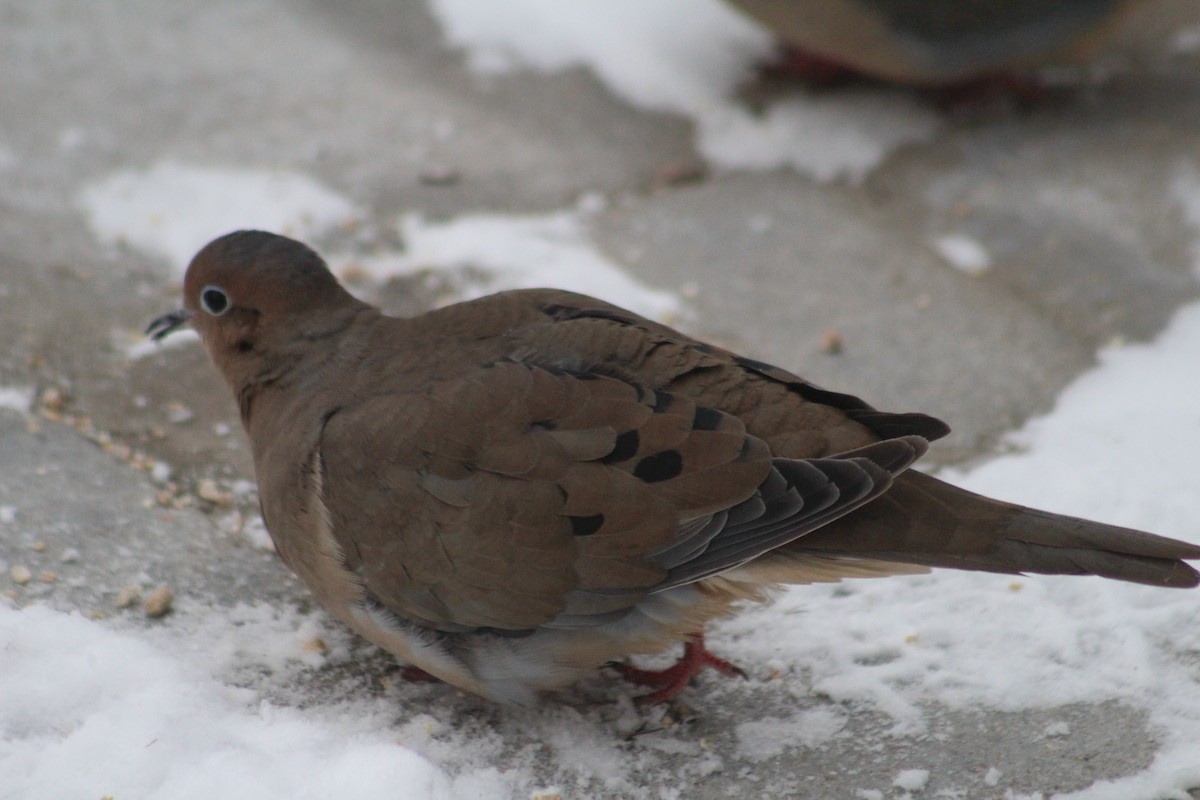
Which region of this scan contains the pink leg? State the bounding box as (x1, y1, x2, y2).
(762, 46, 858, 88)
(399, 665, 441, 684)
(763, 45, 1051, 107)
(615, 633, 747, 704)
(928, 73, 1049, 109)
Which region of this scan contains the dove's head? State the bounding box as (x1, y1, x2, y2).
(147, 230, 363, 390)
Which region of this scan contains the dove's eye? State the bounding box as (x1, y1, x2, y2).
(200, 285, 230, 316)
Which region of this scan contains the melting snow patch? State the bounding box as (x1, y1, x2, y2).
(428, 0, 938, 182)
(341, 211, 682, 322)
(81, 162, 359, 275)
(700, 92, 937, 183)
(733, 708, 846, 761)
(1042, 720, 1070, 738)
(892, 768, 929, 791)
(429, 0, 765, 104)
(932, 234, 991, 275)
(0, 386, 34, 414)
(242, 517, 276, 553)
(0, 604, 453, 800)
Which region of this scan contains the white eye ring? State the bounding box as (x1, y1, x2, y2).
(199, 285, 231, 316)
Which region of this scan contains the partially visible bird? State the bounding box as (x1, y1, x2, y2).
(148, 230, 1200, 705)
(726, 0, 1144, 86)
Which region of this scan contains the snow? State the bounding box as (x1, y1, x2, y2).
(0, 605, 452, 800)
(242, 516, 277, 553)
(733, 708, 846, 761)
(343, 211, 681, 322)
(80, 161, 360, 274)
(893, 768, 930, 791)
(1043, 721, 1071, 738)
(0, 385, 34, 414)
(427, 0, 939, 183)
(932, 234, 991, 275)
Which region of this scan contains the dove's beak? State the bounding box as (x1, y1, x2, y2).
(145, 308, 196, 341)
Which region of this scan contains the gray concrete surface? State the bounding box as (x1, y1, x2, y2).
(3, 0, 1200, 797)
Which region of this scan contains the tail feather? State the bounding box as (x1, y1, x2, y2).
(786, 470, 1200, 588)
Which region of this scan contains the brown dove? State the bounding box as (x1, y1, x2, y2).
(148, 230, 1200, 705)
(727, 0, 1145, 86)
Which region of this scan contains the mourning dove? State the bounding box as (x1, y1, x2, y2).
(148, 230, 1200, 705)
(727, 0, 1144, 85)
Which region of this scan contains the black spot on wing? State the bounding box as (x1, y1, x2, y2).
(652, 390, 673, 412)
(734, 356, 950, 443)
(692, 406, 723, 431)
(603, 430, 640, 463)
(792, 381, 875, 413)
(845, 410, 950, 442)
(569, 513, 605, 536)
(540, 304, 641, 326)
(732, 355, 778, 374)
(634, 450, 683, 483)
(731, 355, 869, 411)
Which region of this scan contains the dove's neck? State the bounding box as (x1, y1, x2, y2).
(235, 303, 381, 437)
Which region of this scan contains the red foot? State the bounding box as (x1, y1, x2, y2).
(615, 634, 747, 704)
(927, 73, 1050, 109)
(761, 44, 1053, 108)
(761, 46, 859, 88)
(399, 665, 441, 684)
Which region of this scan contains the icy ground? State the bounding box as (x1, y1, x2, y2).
(3, 0, 1200, 798)
(4, 157, 1200, 798)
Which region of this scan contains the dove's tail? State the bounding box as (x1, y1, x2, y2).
(786, 469, 1200, 588)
